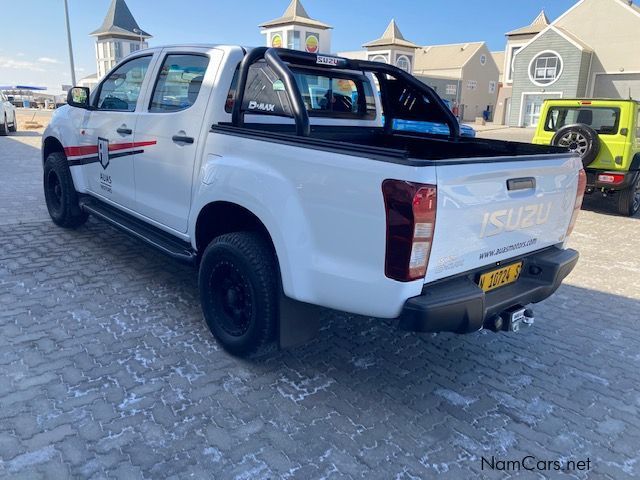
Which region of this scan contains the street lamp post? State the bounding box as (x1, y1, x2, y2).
(63, 0, 77, 86)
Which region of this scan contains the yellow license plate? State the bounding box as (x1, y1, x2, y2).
(478, 262, 523, 293)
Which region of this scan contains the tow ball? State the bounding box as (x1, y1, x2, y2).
(487, 306, 535, 332)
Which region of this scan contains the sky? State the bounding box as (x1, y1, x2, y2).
(0, 0, 579, 93)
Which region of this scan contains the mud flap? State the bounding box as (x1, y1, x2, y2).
(278, 292, 322, 349)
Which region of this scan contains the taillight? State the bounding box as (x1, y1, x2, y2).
(597, 172, 625, 185)
(566, 169, 587, 238)
(382, 180, 437, 282)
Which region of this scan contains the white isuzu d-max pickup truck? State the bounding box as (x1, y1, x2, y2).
(42, 45, 585, 356)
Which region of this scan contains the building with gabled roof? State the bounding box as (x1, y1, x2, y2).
(493, 10, 549, 125)
(413, 42, 499, 122)
(497, 0, 640, 127)
(260, 0, 332, 54)
(339, 21, 499, 122)
(506, 11, 550, 38)
(360, 20, 419, 74)
(362, 20, 419, 50)
(91, 0, 152, 79)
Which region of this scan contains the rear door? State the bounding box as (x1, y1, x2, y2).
(425, 155, 581, 283)
(131, 48, 220, 232)
(78, 54, 156, 209)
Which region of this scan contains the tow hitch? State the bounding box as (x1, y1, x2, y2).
(487, 306, 535, 332)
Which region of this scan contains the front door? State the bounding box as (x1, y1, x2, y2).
(133, 48, 219, 232)
(523, 94, 560, 128)
(80, 55, 155, 209)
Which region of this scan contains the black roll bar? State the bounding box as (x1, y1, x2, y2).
(231, 47, 460, 140)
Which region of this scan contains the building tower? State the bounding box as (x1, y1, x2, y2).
(90, 0, 152, 79)
(259, 0, 332, 54)
(362, 20, 419, 73)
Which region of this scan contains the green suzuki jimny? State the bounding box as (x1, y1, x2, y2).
(533, 99, 640, 216)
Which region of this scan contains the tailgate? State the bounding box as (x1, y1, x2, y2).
(425, 154, 581, 283)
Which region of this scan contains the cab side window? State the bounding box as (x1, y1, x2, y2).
(637, 108, 640, 140)
(224, 61, 375, 119)
(96, 56, 152, 112)
(149, 54, 210, 113)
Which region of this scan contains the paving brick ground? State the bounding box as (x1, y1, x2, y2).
(0, 132, 639, 479)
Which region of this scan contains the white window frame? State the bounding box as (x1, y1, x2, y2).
(506, 45, 523, 83)
(371, 54, 388, 64)
(489, 81, 496, 94)
(446, 84, 457, 95)
(467, 80, 477, 90)
(480, 54, 487, 66)
(518, 91, 563, 127)
(396, 55, 411, 73)
(528, 50, 563, 87)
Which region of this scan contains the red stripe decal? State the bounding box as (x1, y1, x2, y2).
(108, 141, 157, 152)
(64, 145, 98, 157)
(64, 141, 156, 157)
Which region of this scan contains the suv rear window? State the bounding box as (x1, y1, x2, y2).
(544, 106, 620, 135)
(225, 62, 376, 119)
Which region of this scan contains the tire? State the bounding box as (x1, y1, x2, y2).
(198, 232, 278, 357)
(0, 114, 7, 136)
(617, 174, 640, 217)
(9, 112, 17, 132)
(43, 152, 89, 228)
(552, 124, 600, 167)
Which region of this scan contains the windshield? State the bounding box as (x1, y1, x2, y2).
(544, 106, 620, 135)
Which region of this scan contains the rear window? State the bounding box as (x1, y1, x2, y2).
(544, 106, 620, 135)
(225, 62, 376, 119)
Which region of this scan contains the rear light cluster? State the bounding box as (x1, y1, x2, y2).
(382, 180, 437, 282)
(566, 169, 587, 238)
(597, 172, 625, 185)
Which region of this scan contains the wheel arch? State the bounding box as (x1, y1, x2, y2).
(43, 136, 66, 166)
(195, 201, 279, 264)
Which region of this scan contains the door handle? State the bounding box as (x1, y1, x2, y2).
(117, 127, 132, 135)
(172, 135, 194, 145)
(507, 177, 536, 191)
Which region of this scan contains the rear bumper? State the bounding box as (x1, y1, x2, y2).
(397, 247, 579, 333)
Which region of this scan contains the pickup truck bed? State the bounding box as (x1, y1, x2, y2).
(215, 123, 565, 162)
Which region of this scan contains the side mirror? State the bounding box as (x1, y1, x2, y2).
(7, 96, 14, 102)
(67, 87, 91, 109)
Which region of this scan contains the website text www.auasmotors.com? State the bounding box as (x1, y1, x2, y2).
(479, 238, 538, 260)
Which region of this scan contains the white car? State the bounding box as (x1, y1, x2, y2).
(0, 92, 17, 135)
(42, 45, 585, 356)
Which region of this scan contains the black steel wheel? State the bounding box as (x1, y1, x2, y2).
(43, 152, 89, 228)
(198, 232, 278, 356)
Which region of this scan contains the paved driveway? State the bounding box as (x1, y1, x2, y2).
(1, 133, 639, 479)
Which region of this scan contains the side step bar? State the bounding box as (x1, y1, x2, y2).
(79, 196, 197, 264)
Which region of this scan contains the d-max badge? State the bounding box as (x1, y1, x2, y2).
(98, 137, 110, 169)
